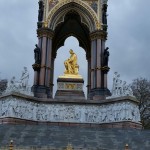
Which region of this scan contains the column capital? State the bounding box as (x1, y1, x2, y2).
(32, 63, 41, 71)
(101, 66, 110, 73)
(37, 28, 54, 39)
(90, 30, 107, 41)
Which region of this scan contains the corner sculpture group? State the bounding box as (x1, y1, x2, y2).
(108, 72, 134, 99)
(3, 67, 31, 95)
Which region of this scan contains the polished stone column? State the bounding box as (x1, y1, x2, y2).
(96, 39, 102, 88)
(87, 57, 91, 98)
(89, 30, 110, 100)
(90, 40, 95, 89)
(39, 36, 47, 86)
(49, 57, 55, 97)
(32, 27, 54, 98)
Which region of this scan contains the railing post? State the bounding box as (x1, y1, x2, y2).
(125, 144, 129, 150)
(66, 143, 73, 150)
(9, 140, 13, 150)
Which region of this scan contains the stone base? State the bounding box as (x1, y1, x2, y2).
(88, 88, 111, 100)
(55, 90, 85, 100)
(55, 76, 85, 100)
(0, 118, 142, 129)
(32, 85, 52, 98)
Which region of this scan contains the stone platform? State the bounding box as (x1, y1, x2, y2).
(0, 92, 146, 149)
(55, 75, 85, 100)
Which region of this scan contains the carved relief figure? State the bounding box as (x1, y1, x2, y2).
(120, 102, 126, 120)
(64, 106, 75, 121)
(64, 49, 79, 75)
(1, 100, 9, 117)
(126, 102, 133, 120)
(74, 108, 81, 121)
(113, 104, 117, 121)
(107, 105, 113, 122)
(101, 106, 107, 122)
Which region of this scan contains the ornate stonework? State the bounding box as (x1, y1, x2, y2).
(48, 0, 59, 11)
(83, 0, 98, 13)
(37, 28, 54, 39)
(46, 0, 101, 30)
(90, 30, 107, 40)
(0, 95, 141, 124)
(57, 82, 83, 91)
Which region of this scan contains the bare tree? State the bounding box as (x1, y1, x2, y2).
(130, 77, 150, 128)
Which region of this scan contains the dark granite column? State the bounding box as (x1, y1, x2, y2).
(87, 57, 91, 99)
(49, 57, 55, 98)
(88, 30, 111, 100)
(32, 27, 54, 98)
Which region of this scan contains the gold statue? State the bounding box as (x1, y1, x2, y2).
(64, 49, 79, 75)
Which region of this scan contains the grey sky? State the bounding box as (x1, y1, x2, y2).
(0, 0, 150, 96)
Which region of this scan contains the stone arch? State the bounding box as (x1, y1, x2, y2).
(47, 0, 100, 32)
(52, 11, 91, 59)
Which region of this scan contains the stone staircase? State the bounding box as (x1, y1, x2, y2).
(0, 125, 149, 150)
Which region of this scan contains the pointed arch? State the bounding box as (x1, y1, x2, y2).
(47, 0, 101, 32)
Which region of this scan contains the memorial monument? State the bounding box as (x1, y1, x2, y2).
(0, 0, 142, 129)
(0, 0, 148, 149)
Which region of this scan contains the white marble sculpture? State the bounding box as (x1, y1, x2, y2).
(108, 72, 134, 99)
(3, 67, 32, 96)
(20, 67, 29, 90)
(0, 97, 141, 123)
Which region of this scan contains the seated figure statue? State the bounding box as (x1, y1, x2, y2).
(64, 49, 79, 75)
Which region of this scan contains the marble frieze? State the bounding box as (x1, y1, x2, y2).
(0, 94, 141, 124)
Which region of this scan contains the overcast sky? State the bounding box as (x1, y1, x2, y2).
(0, 0, 150, 96)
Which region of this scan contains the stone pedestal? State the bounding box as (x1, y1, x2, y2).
(55, 75, 85, 100)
